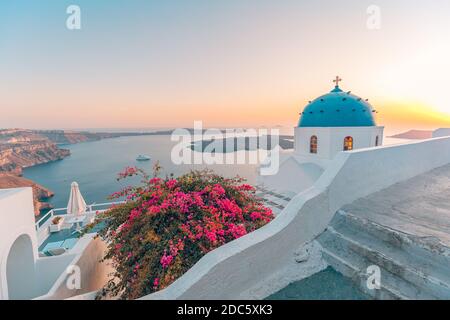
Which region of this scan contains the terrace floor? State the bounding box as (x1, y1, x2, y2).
(38, 221, 105, 255)
(341, 163, 450, 247)
(38, 226, 80, 254)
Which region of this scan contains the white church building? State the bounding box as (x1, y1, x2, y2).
(295, 77, 384, 159)
(260, 77, 384, 193)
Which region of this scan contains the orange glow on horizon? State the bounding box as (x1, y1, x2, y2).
(376, 100, 450, 133)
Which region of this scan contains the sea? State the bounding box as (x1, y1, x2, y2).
(24, 135, 261, 212)
(23, 133, 410, 216)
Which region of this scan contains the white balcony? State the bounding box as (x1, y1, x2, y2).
(35, 201, 123, 256)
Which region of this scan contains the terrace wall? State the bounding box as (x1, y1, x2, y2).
(34, 236, 113, 300)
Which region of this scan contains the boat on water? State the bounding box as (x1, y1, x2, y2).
(136, 155, 151, 161)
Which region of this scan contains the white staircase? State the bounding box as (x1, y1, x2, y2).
(255, 186, 296, 216)
(318, 210, 450, 300)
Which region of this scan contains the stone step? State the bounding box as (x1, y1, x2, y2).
(333, 210, 450, 278)
(255, 187, 294, 215)
(255, 187, 294, 201)
(321, 248, 408, 300)
(319, 232, 434, 299)
(321, 227, 450, 299)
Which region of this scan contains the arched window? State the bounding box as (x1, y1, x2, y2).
(375, 136, 379, 146)
(310, 135, 318, 154)
(343, 136, 353, 151)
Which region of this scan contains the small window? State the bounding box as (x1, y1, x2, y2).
(343, 136, 353, 151)
(375, 136, 379, 146)
(310, 135, 318, 154)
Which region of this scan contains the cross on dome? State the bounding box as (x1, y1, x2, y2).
(333, 76, 342, 87)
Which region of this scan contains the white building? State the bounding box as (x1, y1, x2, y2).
(0, 188, 38, 300)
(259, 78, 384, 192)
(0, 188, 114, 300)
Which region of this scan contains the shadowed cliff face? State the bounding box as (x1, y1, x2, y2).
(0, 129, 70, 214)
(0, 173, 54, 215)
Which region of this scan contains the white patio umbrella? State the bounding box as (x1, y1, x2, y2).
(67, 181, 87, 216)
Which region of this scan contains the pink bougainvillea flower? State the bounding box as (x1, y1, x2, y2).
(160, 252, 174, 269)
(205, 231, 217, 243)
(250, 211, 262, 221)
(118, 166, 138, 179)
(227, 223, 247, 239)
(211, 183, 226, 197)
(95, 168, 274, 299)
(166, 179, 178, 189)
(149, 177, 162, 185)
(147, 205, 161, 215)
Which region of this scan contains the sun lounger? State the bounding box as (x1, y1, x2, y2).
(62, 238, 78, 249)
(47, 247, 67, 256)
(41, 241, 64, 253)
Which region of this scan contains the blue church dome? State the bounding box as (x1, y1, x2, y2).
(298, 79, 376, 127)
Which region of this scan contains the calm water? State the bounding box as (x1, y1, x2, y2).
(24, 134, 410, 213)
(24, 135, 260, 211)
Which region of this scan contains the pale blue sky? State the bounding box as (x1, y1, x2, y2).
(1, 0, 450, 131)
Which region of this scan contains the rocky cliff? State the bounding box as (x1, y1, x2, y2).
(33, 130, 121, 144)
(0, 129, 70, 174)
(33, 130, 161, 145)
(0, 129, 71, 214)
(0, 173, 54, 215)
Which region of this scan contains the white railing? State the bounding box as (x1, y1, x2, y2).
(35, 208, 66, 230)
(35, 201, 125, 245)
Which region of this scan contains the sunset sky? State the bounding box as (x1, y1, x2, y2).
(1, 0, 450, 134)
